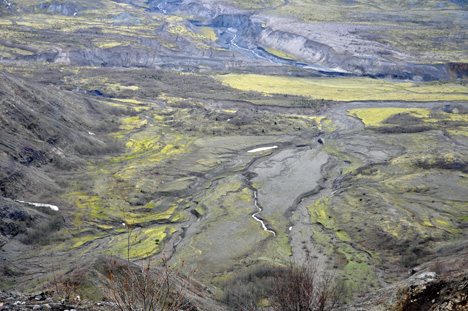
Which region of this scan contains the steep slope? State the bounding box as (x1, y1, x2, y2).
(0, 71, 119, 200)
(0, 70, 133, 265)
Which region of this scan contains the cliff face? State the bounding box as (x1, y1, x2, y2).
(393, 275, 468, 311)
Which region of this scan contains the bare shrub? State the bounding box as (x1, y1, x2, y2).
(106, 222, 195, 311)
(429, 260, 457, 279)
(20, 212, 63, 245)
(50, 268, 84, 301)
(381, 113, 421, 126)
(106, 258, 195, 311)
(414, 157, 468, 173)
(221, 261, 341, 311)
(221, 264, 273, 310)
(270, 262, 340, 311)
(374, 125, 432, 134)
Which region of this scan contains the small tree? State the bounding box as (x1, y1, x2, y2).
(270, 261, 340, 311)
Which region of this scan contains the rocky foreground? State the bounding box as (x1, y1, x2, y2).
(1, 268, 467, 311)
(0, 291, 112, 311)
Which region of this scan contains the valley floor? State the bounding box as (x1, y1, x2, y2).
(1, 0, 468, 309)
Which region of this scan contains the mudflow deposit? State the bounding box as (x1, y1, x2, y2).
(0, 0, 468, 310)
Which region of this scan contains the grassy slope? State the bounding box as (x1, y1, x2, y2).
(218, 74, 468, 102)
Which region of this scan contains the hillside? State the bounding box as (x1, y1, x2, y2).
(0, 0, 467, 310)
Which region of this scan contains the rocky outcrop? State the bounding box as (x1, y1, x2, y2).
(448, 63, 468, 79)
(0, 199, 32, 248)
(391, 273, 468, 311)
(64, 46, 241, 71)
(336, 250, 468, 311)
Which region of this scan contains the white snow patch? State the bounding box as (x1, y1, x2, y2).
(88, 131, 95, 136)
(248, 146, 278, 153)
(15, 200, 59, 211)
(289, 226, 293, 231)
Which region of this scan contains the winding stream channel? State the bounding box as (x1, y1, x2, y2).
(252, 190, 276, 235)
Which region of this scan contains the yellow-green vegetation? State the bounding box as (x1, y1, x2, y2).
(125, 134, 161, 154)
(322, 143, 363, 175)
(289, 115, 333, 132)
(199, 27, 217, 42)
(61, 74, 142, 98)
(262, 47, 299, 60)
(319, 125, 468, 286)
(194, 177, 244, 218)
(373, 26, 468, 63)
(108, 99, 151, 111)
(113, 131, 192, 172)
(55, 98, 205, 260)
(110, 225, 176, 259)
(70, 191, 180, 225)
(166, 23, 218, 46)
(94, 39, 134, 49)
(218, 74, 468, 102)
(72, 233, 108, 248)
(0, 44, 36, 57)
(308, 196, 376, 292)
(321, 118, 337, 132)
(348, 108, 431, 126)
(119, 116, 147, 130)
(348, 107, 468, 138)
